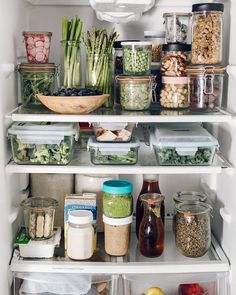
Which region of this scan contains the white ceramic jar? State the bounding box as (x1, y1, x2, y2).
(67, 210, 94, 260)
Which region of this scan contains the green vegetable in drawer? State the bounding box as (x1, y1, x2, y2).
(91, 149, 137, 165)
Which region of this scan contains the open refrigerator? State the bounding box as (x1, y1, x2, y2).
(0, 0, 236, 294)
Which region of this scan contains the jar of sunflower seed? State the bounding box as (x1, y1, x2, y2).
(175, 201, 212, 257)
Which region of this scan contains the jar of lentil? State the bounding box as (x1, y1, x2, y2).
(103, 214, 132, 256)
(160, 77, 189, 109)
(161, 44, 191, 77)
(17, 63, 58, 106)
(191, 3, 224, 65)
(175, 202, 212, 257)
(172, 191, 207, 232)
(163, 13, 192, 44)
(122, 41, 152, 75)
(103, 180, 133, 218)
(186, 66, 226, 110)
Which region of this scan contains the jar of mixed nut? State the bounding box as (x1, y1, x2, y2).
(160, 77, 189, 109)
(175, 202, 212, 257)
(163, 13, 192, 44)
(191, 3, 224, 65)
(122, 41, 152, 75)
(161, 43, 191, 77)
(144, 31, 165, 63)
(186, 66, 226, 110)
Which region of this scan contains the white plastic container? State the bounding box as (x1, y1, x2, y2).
(92, 122, 135, 142)
(150, 124, 219, 166)
(17, 227, 61, 258)
(8, 122, 79, 165)
(87, 136, 140, 165)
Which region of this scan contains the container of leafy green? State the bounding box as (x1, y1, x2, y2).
(87, 136, 140, 165)
(8, 122, 79, 165)
(150, 124, 219, 166)
(17, 63, 58, 105)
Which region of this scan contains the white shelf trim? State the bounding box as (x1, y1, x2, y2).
(26, 0, 90, 6)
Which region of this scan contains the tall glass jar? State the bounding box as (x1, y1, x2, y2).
(61, 41, 81, 89)
(191, 3, 224, 65)
(139, 193, 165, 258)
(175, 202, 212, 257)
(86, 53, 113, 108)
(17, 63, 58, 105)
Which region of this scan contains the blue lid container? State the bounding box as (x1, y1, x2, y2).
(103, 180, 132, 195)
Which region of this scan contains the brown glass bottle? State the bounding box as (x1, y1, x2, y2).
(139, 193, 165, 257)
(136, 174, 164, 239)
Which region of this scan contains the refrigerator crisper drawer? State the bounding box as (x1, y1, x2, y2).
(14, 272, 119, 295)
(123, 272, 229, 295)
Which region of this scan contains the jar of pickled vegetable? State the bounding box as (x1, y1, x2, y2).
(103, 180, 133, 218)
(175, 202, 212, 257)
(17, 63, 58, 106)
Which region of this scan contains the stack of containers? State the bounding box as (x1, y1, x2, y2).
(116, 41, 156, 111)
(102, 180, 133, 256)
(186, 3, 226, 110)
(160, 13, 192, 109)
(17, 31, 58, 106)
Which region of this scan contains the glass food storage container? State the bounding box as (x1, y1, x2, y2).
(87, 137, 140, 165)
(117, 75, 156, 111)
(150, 124, 219, 166)
(103, 215, 132, 256)
(122, 41, 152, 75)
(61, 41, 81, 89)
(175, 202, 213, 257)
(17, 63, 58, 106)
(8, 122, 78, 165)
(144, 31, 165, 63)
(186, 66, 226, 110)
(103, 179, 133, 218)
(163, 13, 192, 44)
(92, 122, 135, 142)
(21, 197, 58, 240)
(23, 31, 52, 63)
(191, 3, 224, 65)
(160, 77, 189, 109)
(161, 44, 191, 77)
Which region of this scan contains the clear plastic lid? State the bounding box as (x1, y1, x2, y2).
(21, 197, 58, 210)
(87, 136, 140, 155)
(92, 122, 128, 130)
(150, 124, 219, 151)
(176, 202, 213, 216)
(173, 191, 207, 203)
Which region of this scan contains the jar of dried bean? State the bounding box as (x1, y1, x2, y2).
(191, 3, 224, 65)
(186, 66, 226, 110)
(175, 202, 212, 257)
(160, 77, 189, 109)
(161, 43, 191, 77)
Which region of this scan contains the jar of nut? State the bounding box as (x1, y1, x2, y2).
(160, 77, 189, 109)
(186, 65, 226, 110)
(191, 3, 224, 65)
(161, 43, 191, 77)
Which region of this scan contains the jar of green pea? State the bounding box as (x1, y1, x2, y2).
(122, 42, 152, 75)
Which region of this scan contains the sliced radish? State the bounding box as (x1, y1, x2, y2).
(35, 41, 44, 47)
(44, 41, 50, 49)
(26, 37, 34, 45)
(34, 37, 41, 42)
(44, 36, 50, 43)
(28, 48, 36, 57)
(36, 46, 44, 53)
(35, 52, 45, 62)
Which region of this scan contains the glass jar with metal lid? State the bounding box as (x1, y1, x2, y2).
(175, 201, 212, 257)
(163, 13, 192, 44)
(117, 75, 156, 111)
(161, 43, 191, 77)
(186, 65, 226, 110)
(17, 63, 58, 106)
(191, 3, 224, 65)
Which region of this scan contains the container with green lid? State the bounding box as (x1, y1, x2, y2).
(103, 180, 133, 218)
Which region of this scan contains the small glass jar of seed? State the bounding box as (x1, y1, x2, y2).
(175, 201, 212, 257)
(122, 41, 152, 75)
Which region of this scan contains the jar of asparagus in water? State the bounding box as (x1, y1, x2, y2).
(175, 202, 212, 257)
(17, 63, 58, 106)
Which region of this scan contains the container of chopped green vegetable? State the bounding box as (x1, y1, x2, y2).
(17, 63, 58, 106)
(103, 179, 133, 218)
(117, 75, 156, 111)
(150, 124, 219, 166)
(8, 122, 79, 165)
(87, 136, 140, 165)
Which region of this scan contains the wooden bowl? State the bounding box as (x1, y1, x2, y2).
(37, 94, 109, 114)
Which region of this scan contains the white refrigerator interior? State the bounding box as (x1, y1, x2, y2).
(0, 0, 236, 294)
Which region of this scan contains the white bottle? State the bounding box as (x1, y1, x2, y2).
(67, 210, 94, 260)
